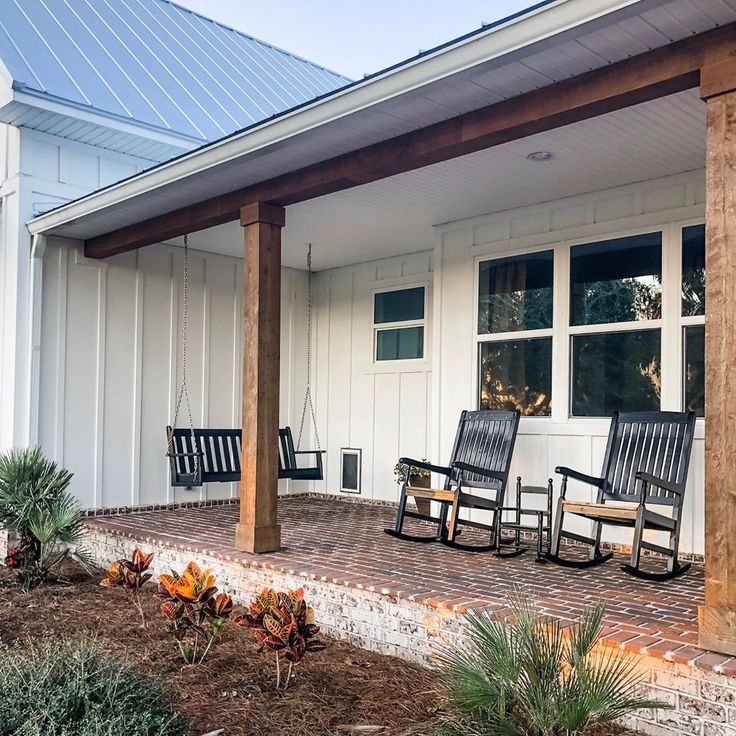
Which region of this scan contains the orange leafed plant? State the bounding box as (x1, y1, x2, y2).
(158, 561, 233, 664)
(235, 587, 323, 689)
(99, 548, 154, 628)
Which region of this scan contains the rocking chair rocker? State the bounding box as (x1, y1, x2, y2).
(546, 410, 696, 581)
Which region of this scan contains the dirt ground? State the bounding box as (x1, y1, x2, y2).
(0, 564, 637, 736)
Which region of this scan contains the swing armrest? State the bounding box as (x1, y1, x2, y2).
(293, 450, 326, 455)
(166, 451, 203, 459)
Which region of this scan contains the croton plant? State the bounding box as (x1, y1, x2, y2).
(235, 587, 324, 689)
(158, 561, 234, 664)
(100, 547, 154, 628)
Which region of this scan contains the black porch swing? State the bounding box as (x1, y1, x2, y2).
(165, 238, 324, 488)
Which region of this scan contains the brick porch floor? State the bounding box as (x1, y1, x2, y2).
(86, 495, 731, 677)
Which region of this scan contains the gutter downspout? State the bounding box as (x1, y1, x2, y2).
(27, 233, 46, 447)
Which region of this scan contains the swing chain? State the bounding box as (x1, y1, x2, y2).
(296, 244, 320, 451)
(167, 235, 198, 473)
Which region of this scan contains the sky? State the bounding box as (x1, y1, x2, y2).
(175, 1, 534, 80)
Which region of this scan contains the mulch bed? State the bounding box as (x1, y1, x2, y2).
(0, 563, 638, 736)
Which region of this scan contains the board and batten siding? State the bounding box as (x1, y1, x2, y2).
(312, 252, 434, 503)
(38, 238, 310, 508)
(432, 170, 706, 555)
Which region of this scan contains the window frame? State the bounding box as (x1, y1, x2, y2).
(567, 230, 664, 417)
(471, 218, 705, 427)
(474, 244, 555, 418)
(371, 283, 428, 364)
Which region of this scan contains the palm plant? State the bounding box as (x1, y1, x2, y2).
(437, 589, 666, 736)
(0, 446, 90, 588)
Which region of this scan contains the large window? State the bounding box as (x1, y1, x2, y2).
(374, 286, 425, 361)
(477, 251, 553, 415)
(569, 232, 662, 416)
(682, 224, 705, 416)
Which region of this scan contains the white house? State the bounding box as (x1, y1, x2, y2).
(4, 0, 736, 654)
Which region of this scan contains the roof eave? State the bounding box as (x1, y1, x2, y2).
(26, 0, 653, 237)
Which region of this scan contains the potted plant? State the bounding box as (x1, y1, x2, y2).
(394, 460, 432, 515)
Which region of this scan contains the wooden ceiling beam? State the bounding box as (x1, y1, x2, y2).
(84, 23, 736, 259)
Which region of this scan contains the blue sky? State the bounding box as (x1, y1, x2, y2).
(176, 1, 534, 79)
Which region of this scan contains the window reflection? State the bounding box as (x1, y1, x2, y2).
(570, 233, 662, 326)
(571, 330, 661, 416)
(479, 338, 552, 416)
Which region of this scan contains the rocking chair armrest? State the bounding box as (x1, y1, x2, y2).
(555, 466, 605, 488)
(635, 471, 683, 495)
(451, 461, 505, 483)
(398, 457, 452, 477)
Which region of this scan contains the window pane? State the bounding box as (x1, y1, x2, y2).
(571, 330, 661, 416)
(479, 338, 552, 416)
(570, 232, 662, 326)
(376, 327, 424, 360)
(374, 287, 424, 324)
(684, 325, 705, 417)
(682, 224, 705, 317)
(478, 251, 553, 334)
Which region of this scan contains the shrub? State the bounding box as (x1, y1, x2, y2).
(437, 589, 667, 736)
(0, 447, 91, 589)
(158, 561, 233, 664)
(100, 548, 154, 628)
(0, 637, 189, 736)
(235, 587, 324, 689)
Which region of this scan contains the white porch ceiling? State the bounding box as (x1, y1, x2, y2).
(181, 88, 705, 271)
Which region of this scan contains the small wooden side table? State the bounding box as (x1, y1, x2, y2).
(494, 477, 553, 562)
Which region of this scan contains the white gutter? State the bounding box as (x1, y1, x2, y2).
(27, 0, 654, 237)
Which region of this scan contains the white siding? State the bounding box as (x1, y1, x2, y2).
(313, 252, 434, 502)
(38, 238, 309, 507)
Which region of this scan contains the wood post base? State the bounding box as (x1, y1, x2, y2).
(235, 523, 282, 554)
(699, 605, 736, 657)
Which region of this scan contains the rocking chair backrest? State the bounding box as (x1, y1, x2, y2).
(600, 411, 696, 506)
(448, 410, 520, 488)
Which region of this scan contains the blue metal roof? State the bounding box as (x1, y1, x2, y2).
(0, 0, 351, 144)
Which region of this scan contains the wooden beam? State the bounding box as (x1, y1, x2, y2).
(234, 202, 284, 554)
(701, 57, 736, 100)
(85, 24, 736, 259)
(699, 90, 736, 657)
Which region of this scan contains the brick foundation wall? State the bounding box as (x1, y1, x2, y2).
(86, 526, 736, 736)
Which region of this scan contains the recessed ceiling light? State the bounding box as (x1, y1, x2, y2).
(526, 151, 553, 162)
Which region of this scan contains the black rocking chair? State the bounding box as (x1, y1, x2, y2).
(547, 410, 696, 581)
(384, 409, 520, 551)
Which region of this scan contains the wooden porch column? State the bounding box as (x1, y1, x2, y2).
(234, 202, 285, 554)
(699, 63, 736, 655)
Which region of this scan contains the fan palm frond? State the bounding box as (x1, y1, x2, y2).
(0, 447, 82, 587)
(437, 586, 669, 736)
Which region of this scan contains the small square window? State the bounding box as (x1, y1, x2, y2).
(570, 232, 662, 326)
(374, 287, 424, 324)
(570, 330, 661, 416)
(373, 287, 426, 362)
(376, 327, 424, 361)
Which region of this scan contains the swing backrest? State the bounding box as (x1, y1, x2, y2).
(166, 427, 242, 485)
